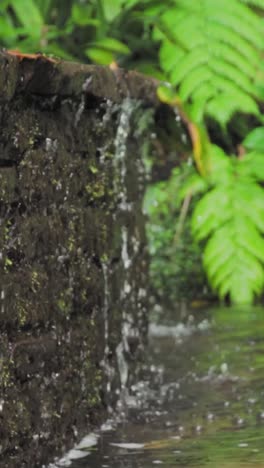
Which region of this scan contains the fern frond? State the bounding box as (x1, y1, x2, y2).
(243, 127, 264, 152)
(159, 40, 184, 74)
(209, 22, 261, 67)
(210, 58, 256, 95)
(179, 66, 213, 101)
(242, 153, 264, 182)
(179, 172, 208, 199)
(155, 0, 264, 125)
(242, 128, 264, 180)
(170, 47, 208, 85)
(191, 144, 264, 304)
(206, 93, 259, 127)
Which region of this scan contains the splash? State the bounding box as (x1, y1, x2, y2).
(47, 433, 99, 467)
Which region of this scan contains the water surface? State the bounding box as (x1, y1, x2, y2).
(56, 306, 264, 467)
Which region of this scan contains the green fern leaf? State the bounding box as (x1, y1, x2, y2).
(205, 227, 264, 303)
(212, 43, 257, 78)
(243, 127, 264, 152)
(207, 23, 260, 67)
(154, 0, 264, 125)
(206, 93, 259, 127)
(191, 144, 264, 304)
(179, 172, 208, 199)
(179, 66, 213, 101)
(241, 153, 264, 182)
(235, 218, 264, 263)
(207, 144, 233, 183)
(159, 40, 184, 74)
(203, 241, 233, 279)
(235, 181, 264, 232)
(170, 47, 209, 85)
(210, 58, 256, 95)
(208, 13, 264, 49)
(192, 188, 232, 240)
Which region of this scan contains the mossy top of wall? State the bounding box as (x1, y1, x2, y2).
(0, 51, 160, 104)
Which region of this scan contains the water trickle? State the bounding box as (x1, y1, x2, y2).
(114, 98, 137, 207)
(121, 226, 132, 271)
(102, 262, 110, 353)
(45, 138, 58, 152)
(101, 261, 115, 401)
(102, 99, 115, 125)
(74, 94, 86, 128)
(116, 342, 129, 389)
(113, 98, 141, 406)
(1, 288, 5, 314)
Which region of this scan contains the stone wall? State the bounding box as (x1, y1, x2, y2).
(0, 52, 159, 467)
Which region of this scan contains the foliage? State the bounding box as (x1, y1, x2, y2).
(154, 0, 264, 304)
(153, 0, 264, 125)
(144, 168, 207, 304)
(178, 143, 264, 304)
(0, 0, 161, 74)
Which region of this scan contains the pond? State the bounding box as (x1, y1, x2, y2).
(51, 306, 264, 468)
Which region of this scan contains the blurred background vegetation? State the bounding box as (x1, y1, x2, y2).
(0, 0, 164, 74)
(1, 0, 264, 307)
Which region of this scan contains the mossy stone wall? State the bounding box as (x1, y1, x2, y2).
(0, 52, 157, 467)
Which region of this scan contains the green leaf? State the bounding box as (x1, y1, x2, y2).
(10, 0, 43, 29)
(102, 0, 124, 22)
(0, 16, 20, 41)
(88, 37, 130, 55)
(206, 92, 259, 127)
(170, 47, 208, 85)
(85, 48, 114, 65)
(191, 144, 264, 304)
(72, 4, 100, 27)
(155, 0, 264, 126)
(243, 127, 264, 151)
(159, 41, 184, 74)
(179, 65, 213, 101)
(241, 153, 264, 182)
(179, 173, 208, 199)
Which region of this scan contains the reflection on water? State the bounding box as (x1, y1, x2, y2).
(52, 306, 264, 467)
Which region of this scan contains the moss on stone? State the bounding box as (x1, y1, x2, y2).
(0, 54, 151, 466)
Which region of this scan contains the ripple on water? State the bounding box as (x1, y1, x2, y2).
(51, 306, 264, 468)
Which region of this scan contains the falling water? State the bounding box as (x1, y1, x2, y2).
(114, 97, 137, 211)
(121, 226, 132, 271)
(101, 261, 115, 399)
(113, 98, 139, 406)
(102, 262, 110, 354)
(1, 289, 5, 314)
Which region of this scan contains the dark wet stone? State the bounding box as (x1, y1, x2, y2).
(0, 52, 157, 467)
